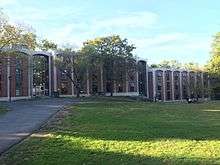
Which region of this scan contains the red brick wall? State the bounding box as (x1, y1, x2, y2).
(0, 57, 8, 97)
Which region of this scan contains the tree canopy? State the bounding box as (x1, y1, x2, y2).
(82, 35, 136, 96)
(206, 32, 220, 99)
(0, 10, 37, 52)
(207, 32, 220, 76)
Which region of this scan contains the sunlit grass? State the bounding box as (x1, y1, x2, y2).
(1, 100, 220, 164)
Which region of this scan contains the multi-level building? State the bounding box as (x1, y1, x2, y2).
(147, 68, 210, 101)
(0, 48, 210, 101)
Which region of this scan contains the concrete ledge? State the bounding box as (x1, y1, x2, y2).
(105, 92, 139, 97)
(0, 96, 31, 102)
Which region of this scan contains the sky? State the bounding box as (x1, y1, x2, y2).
(0, 0, 220, 65)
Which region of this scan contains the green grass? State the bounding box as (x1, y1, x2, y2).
(1, 100, 220, 165)
(0, 106, 7, 114)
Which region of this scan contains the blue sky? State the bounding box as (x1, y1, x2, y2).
(1, 0, 220, 65)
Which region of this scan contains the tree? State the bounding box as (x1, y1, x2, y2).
(207, 32, 220, 99)
(0, 10, 37, 52)
(151, 60, 182, 69)
(184, 62, 202, 71)
(207, 32, 220, 75)
(0, 9, 37, 65)
(38, 39, 57, 51)
(55, 48, 88, 98)
(82, 35, 136, 96)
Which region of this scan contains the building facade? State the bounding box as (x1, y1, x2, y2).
(0, 48, 210, 101)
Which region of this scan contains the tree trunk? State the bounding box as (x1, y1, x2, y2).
(76, 88, 80, 98)
(110, 79, 114, 97)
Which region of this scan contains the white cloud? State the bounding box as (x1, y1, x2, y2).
(43, 11, 159, 48)
(92, 11, 158, 30)
(132, 33, 188, 47)
(131, 33, 212, 64)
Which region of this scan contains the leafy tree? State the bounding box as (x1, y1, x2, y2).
(184, 62, 202, 71)
(207, 32, 220, 99)
(151, 60, 182, 69)
(158, 60, 182, 69)
(150, 64, 159, 68)
(38, 39, 57, 51)
(0, 10, 37, 52)
(207, 32, 220, 75)
(82, 35, 136, 96)
(55, 48, 88, 97)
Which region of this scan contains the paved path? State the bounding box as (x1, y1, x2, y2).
(0, 98, 76, 155)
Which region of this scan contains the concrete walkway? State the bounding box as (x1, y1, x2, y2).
(0, 98, 76, 155)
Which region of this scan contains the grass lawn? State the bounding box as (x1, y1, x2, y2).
(0, 106, 7, 115)
(1, 99, 220, 165)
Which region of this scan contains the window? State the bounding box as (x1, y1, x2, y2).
(166, 82, 170, 89)
(166, 72, 170, 81)
(92, 74, 98, 94)
(167, 91, 171, 100)
(106, 82, 111, 93)
(129, 83, 135, 92)
(117, 84, 123, 93)
(157, 85, 162, 91)
(174, 75, 179, 81)
(130, 75, 135, 81)
(157, 91, 162, 100)
(175, 85, 179, 90)
(175, 94, 180, 100)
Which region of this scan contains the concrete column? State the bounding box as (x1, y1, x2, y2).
(48, 56, 52, 96)
(171, 70, 175, 101)
(86, 69, 90, 95)
(136, 69, 139, 94)
(125, 71, 129, 93)
(114, 81, 117, 93)
(180, 71, 183, 100)
(7, 58, 10, 101)
(152, 70, 156, 99)
(194, 72, 197, 91)
(28, 55, 33, 97)
(162, 70, 166, 101)
(100, 65, 104, 92)
(201, 72, 204, 99)
(146, 65, 149, 98)
(53, 55, 58, 92)
(187, 72, 190, 97)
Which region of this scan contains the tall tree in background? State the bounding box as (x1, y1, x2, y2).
(158, 60, 182, 69)
(207, 32, 220, 75)
(55, 48, 88, 97)
(0, 10, 37, 52)
(82, 35, 136, 96)
(207, 32, 220, 98)
(184, 62, 202, 71)
(38, 39, 57, 51)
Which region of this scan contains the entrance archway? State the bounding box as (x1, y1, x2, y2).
(32, 52, 52, 97)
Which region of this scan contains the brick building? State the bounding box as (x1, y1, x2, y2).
(0, 48, 210, 101)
